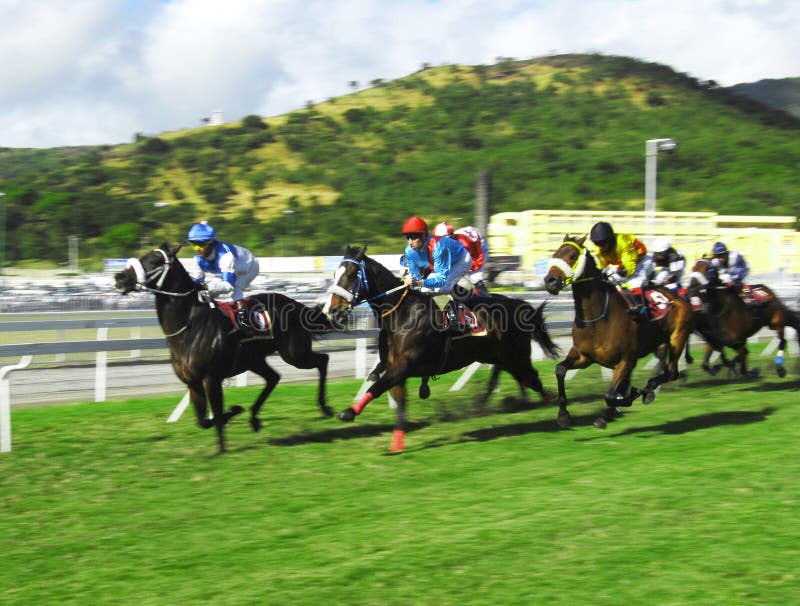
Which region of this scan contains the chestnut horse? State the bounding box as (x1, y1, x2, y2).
(323, 245, 559, 452)
(686, 258, 800, 378)
(543, 235, 693, 428)
(114, 243, 332, 454)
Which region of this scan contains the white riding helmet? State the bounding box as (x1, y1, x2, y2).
(433, 221, 454, 237)
(652, 237, 671, 253)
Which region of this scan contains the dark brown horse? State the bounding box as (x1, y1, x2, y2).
(114, 243, 332, 454)
(686, 258, 800, 378)
(322, 245, 560, 452)
(543, 235, 693, 428)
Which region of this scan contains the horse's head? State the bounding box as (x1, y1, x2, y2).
(114, 242, 183, 294)
(543, 235, 591, 295)
(322, 244, 369, 328)
(685, 258, 718, 296)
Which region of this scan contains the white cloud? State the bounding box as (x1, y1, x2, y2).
(1, 0, 798, 148)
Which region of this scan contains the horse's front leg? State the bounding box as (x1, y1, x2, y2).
(203, 377, 243, 454)
(389, 382, 408, 453)
(597, 358, 638, 428)
(554, 348, 590, 429)
(338, 371, 399, 421)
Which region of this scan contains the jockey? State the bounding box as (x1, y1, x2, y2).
(187, 221, 260, 331)
(589, 221, 649, 314)
(648, 237, 686, 290)
(402, 216, 473, 332)
(433, 221, 490, 294)
(710, 242, 749, 291)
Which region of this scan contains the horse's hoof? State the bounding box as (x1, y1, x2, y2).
(540, 390, 554, 404)
(199, 419, 215, 429)
(250, 417, 262, 432)
(593, 417, 607, 429)
(419, 383, 431, 400)
(231, 405, 245, 416)
(642, 389, 656, 405)
(557, 411, 571, 429)
(776, 366, 786, 378)
(321, 405, 334, 417)
(746, 369, 760, 379)
(338, 407, 356, 422)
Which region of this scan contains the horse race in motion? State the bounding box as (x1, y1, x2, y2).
(543, 235, 693, 428)
(685, 257, 800, 378)
(114, 243, 332, 454)
(322, 244, 560, 452)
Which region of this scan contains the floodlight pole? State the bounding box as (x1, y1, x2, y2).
(644, 138, 677, 237)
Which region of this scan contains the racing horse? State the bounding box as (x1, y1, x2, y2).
(686, 258, 800, 378)
(114, 243, 332, 454)
(543, 235, 693, 428)
(323, 244, 560, 452)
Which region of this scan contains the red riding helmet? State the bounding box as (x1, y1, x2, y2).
(402, 216, 428, 236)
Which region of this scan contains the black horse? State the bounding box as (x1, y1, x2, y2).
(322, 245, 559, 452)
(114, 243, 332, 454)
(686, 258, 800, 378)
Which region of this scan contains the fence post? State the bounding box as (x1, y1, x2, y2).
(1, 356, 33, 453)
(95, 327, 108, 402)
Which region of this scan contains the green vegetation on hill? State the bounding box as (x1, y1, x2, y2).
(1, 54, 798, 267)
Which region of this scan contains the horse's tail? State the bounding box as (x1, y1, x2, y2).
(300, 303, 334, 337)
(526, 300, 561, 359)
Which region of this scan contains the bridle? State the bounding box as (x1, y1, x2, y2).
(327, 257, 372, 306)
(546, 241, 592, 286)
(125, 249, 195, 297)
(327, 257, 408, 317)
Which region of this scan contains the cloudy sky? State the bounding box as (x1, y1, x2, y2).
(2, 0, 798, 149)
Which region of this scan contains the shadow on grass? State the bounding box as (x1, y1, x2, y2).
(579, 406, 775, 440)
(740, 380, 800, 392)
(266, 420, 430, 446)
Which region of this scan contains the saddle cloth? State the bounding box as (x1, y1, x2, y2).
(217, 299, 272, 336)
(741, 285, 773, 307)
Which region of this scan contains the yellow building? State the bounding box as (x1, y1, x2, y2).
(487, 209, 800, 276)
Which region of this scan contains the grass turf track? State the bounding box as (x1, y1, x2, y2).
(1, 350, 798, 605)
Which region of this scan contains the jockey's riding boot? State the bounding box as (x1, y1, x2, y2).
(445, 301, 466, 335)
(473, 280, 489, 295)
(621, 289, 644, 316)
(235, 300, 253, 336)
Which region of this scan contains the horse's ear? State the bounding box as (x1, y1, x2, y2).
(576, 235, 587, 246)
(359, 243, 368, 257)
(563, 234, 570, 242)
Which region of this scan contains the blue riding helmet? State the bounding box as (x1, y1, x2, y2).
(188, 222, 216, 243)
(711, 242, 728, 255)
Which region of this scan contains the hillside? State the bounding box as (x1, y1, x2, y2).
(1, 53, 799, 267)
(727, 77, 800, 119)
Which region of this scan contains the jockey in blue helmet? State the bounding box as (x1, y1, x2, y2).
(187, 221, 260, 302)
(710, 241, 749, 291)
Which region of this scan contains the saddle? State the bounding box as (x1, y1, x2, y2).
(627, 287, 675, 321)
(217, 298, 272, 337)
(433, 295, 487, 338)
(740, 285, 773, 307)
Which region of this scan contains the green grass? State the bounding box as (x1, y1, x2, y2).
(1, 353, 799, 605)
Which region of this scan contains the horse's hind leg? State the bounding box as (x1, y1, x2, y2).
(279, 339, 332, 417)
(247, 359, 281, 432)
